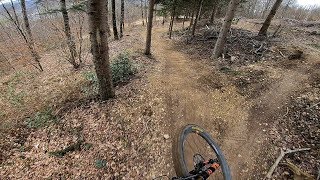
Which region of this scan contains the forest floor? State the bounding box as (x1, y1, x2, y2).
(0, 19, 319, 179)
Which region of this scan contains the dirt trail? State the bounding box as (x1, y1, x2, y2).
(148, 27, 261, 178)
(145, 24, 316, 178)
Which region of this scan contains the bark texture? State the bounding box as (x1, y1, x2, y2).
(212, 0, 240, 58)
(60, 0, 79, 69)
(258, 0, 283, 36)
(191, 0, 204, 37)
(111, 0, 119, 40)
(88, 0, 115, 100)
(145, 0, 155, 55)
(120, 0, 124, 38)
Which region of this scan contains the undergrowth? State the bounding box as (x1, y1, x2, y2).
(82, 52, 136, 96)
(4, 72, 26, 108)
(111, 52, 137, 85)
(309, 43, 320, 49)
(26, 108, 58, 129)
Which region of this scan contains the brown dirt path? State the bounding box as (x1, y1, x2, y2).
(148, 27, 262, 179)
(147, 23, 317, 179)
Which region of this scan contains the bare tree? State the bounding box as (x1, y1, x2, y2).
(145, 0, 155, 55)
(168, 0, 176, 39)
(145, 0, 148, 25)
(191, 0, 204, 37)
(111, 0, 119, 40)
(120, 0, 124, 38)
(88, 0, 115, 100)
(106, 0, 111, 36)
(182, 12, 186, 28)
(141, 0, 145, 26)
(1, 0, 41, 71)
(60, 0, 79, 69)
(258, 0, 283, 36)
(209, 0, 218, 24)
(212, 0, 241, 58)
(20, 0, 43, 71)
(189, 10, 195, 28)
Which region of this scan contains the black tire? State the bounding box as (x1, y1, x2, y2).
(172, 124, 231, 180)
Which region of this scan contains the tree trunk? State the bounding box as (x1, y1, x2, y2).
(111, 0, 119, 40)
(141, 0, 145, 26)
(209, 1, 217, 24)
(20, 0, 43, 71)
(191, 0, 204, 37)
(144, 0, 155, 55)
(120, 0, 124, 38)
(212, 0, 240, 58)
(258, 0, 283, 36)
(168, 0, 176, 39)
(88, 0, 115, 100)
(60, 0, 79, 69)
(189, 10, 195, 28)
(162, 15, 165, 25)
(182, 13, 186, 29)
(145, 0, 148, 25)
(106, 0, 111, 36)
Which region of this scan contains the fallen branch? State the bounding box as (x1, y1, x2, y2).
(307, 102, 320, 110)
(278, 50, 285, 58)
(265, 148, 311, 179)
(255, 43, 264, 54)
(283, 107, 289, 117)
(49, 139, 84, 157)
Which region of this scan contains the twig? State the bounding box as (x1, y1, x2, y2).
(255, 43, 265, 54)
(283, 107, 289, 117)
(307, 102, 320, 110)
(265, 148, 311, 179)
(278, 50, 285, 57)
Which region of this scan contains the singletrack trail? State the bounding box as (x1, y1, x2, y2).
(148, 27, 263, 178)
